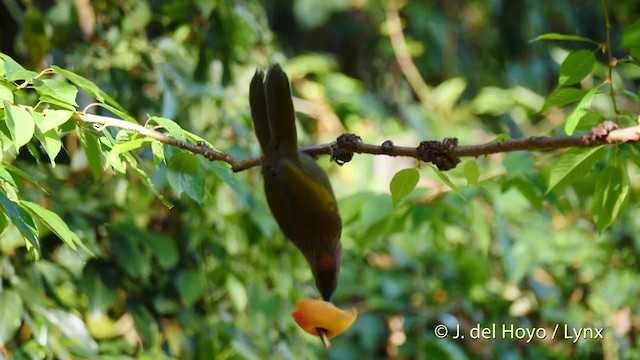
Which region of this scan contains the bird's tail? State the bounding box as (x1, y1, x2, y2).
(249, 64, 298, 160)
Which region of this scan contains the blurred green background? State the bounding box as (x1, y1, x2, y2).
(1, 0, 640, 358)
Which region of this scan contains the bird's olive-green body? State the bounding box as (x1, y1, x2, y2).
(250, 65, 342, 301)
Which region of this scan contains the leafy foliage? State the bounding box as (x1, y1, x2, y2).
(1, 1, 640, 359)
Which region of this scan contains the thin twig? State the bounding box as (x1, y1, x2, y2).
(43, 109, 259, 171)
(53, 108, 639, 172)
(602, 0, 619, 116)
(385, 4, 433, 109)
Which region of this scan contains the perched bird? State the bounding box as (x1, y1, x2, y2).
(250, 64, 342, 302)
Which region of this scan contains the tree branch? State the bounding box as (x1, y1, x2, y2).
(61, 110, 260, 170)
(62, 109, 636, 173)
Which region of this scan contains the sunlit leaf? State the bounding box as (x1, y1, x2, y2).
(541, 87, 589, 112)
(34, 79, 78, 108)
(0, 81, 13, 103)
(35, 128, 62, 166)
(559, 50, 595, 87)
(464, 160, 480, 185)
(39, 308, 99, 356)
(565, 87, 598, 135)
(4, 102, 35, 150)
(38, 110, 73, 133)
(105, 138, 148, 168)
(390, 168, 419, 207)
(432, 77, 466, 109)
(430, 165, 461, 196)
(0, 54, 38, 81)
(529, 33, 599, 45)
(21, 200, 83, 251)
(547, 146, 606, 194)
(52, 65, 124, 110)
(227, 275, 248, 312)
(491, 133, 512, 142)
(148, 116, 186, 141)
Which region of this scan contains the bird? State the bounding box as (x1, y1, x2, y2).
(249, 64, 342, 302)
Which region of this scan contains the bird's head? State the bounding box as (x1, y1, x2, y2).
(308, 244, 342, 301)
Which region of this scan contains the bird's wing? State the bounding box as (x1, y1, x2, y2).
(279, 157, 337, 214)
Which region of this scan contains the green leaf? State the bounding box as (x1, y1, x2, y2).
(0, 191, 39, 253)
(390, 168, 419, 207)
(34, 79, 78, 108)
(529, 33, 599, 45)
(175, 271, 206, 307)
(77, 127, 102, 179)
(122, 1, 152, 35)
(112, 224, 152, 278)
(151, 141, 165, 166)
(0, 54, 38, 81)
(541, 87, 589, 112)
(227, 275, 248, 311)
(99, 136, 125, 175)
(574, 111, 605, 131)
(361, 193, 392, 229)
(471, 201, 491, 256)
(129, 303, 157, 347)
(547, 146, 606, 194)
(80, 264, 117, 313)
(148, 116, 186, 141)
(505, 177, 543, 209)
(432, 77, 466, 109)
(35, 128, 62, 166)
(591, 165, 629, 232)
(565, 87, 598, 135)
(621, 19, 640, 49)
(0, 289, 24, 344)
(0, 211, 7, 235)
(559, 50, 595, 86)
(0, 162, 18, 188)
(464, 160, 480, 185)
(430, 165, 461, 195)
(52, 65, 124, 110)
(122, 150, 172, 208)
(209, 161, 254, 207)
(147, 234, 178, 270)
(38, 110, 73, 133)
(0, 81, 14, 103)
(105, 138, 148, 169)
(39, 308, 99, 356)
(4, 102, 35, 150)
(167, 152, 205, 203)
(21, 200, 83, 251)
(1, 161, 42, 192)
(490, 133, 512, 142)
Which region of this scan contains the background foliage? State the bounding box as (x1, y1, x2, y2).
(1, 0, 640, 359)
